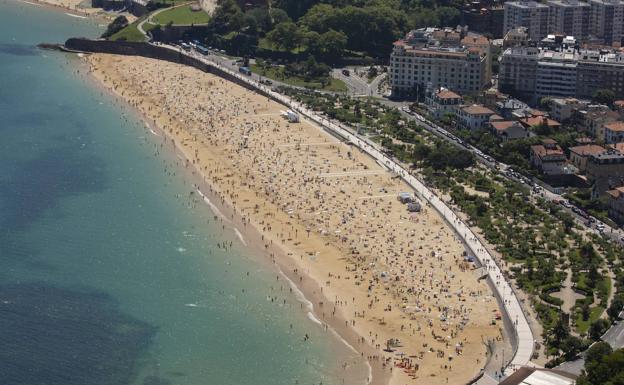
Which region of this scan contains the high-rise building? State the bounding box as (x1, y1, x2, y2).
(499, 45, 624, 102)
(547, 0, 591, 39)
(589, 0, 624, 46)
(503, 1, 550, 41)
(389, 28, 491, 98)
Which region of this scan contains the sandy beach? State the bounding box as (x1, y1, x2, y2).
(16, 0, 122, 19)
(84, 53, 504, 385)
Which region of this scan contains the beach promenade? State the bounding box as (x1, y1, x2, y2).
(169, 45, 535, 376)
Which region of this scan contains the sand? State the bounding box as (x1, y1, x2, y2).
(21, 0, 126, 19)
(84, 53, 503, 385)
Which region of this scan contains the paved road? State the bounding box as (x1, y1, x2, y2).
(165, 44, 536, 376)
(331, 68, 387, 97)
(603, 316, 624, 348)
(556, 310, 624, 376)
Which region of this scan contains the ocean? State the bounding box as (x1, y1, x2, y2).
(0, 2, 363, 384)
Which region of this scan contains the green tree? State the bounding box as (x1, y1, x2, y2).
(266, 21, 302, 51)
(102, 15, 128, 39)
(578, 346, 624, 385)
(316, 29, 348, 61)
(608, 295, 624, 320)
(592, 89, 616, 106)
(589, 318, 611, 341)
(209, 0, 244, 34)
(436, 6, 460, 26)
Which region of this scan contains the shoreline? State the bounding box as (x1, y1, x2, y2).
(74, 55, 380, 385)
(80, 53, 502, 385)
(13, 0, 115, 22)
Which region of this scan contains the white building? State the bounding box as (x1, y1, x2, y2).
(389, 28, 491, 98)
(425, 88, 463, 118)
(535, 50, 578, 100)
(500, 46, 624, 102)
(549, 97, 590, 122)
(457, 104, 496, 129)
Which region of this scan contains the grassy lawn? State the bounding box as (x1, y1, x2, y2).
(110, 22, 146, 42)
(152, 5, 210, 25)
(257, 38, 306, 54)
(250, 64, 347, 92)
(575, 306, 605, 334)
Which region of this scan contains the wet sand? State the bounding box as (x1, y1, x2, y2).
(83, 53, 503, 385)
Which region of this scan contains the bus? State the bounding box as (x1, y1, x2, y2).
(239, 66, 252, 76)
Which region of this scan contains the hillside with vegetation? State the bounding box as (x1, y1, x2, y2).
(207, 0, 462, 60)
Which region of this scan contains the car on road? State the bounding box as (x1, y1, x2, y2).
(342, 69, 350, 76)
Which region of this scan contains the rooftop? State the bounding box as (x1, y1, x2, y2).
(532, 144, 565, 158)
(608, 142, 624, 152)
(520, 116, 561, 128)
(569, 144, 607, 156)
(505, 0, 548, 8)
(547, 0, 590, 7)
(607, 186, 624, 199)
(605, 121, 624, 132)
(436, 89, 462, 99)
(462, 104, 495, 115)
(491, 120, 523, 132)
(499, 367, 577, 385)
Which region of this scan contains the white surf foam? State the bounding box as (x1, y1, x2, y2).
(234, 228, 247, 246)
(196, 189, 230, 223)
(307, 311, 322, 325)
(65, 13, 87, 18)
(278, 268, 313, 312)
(279, 268, 373, 384)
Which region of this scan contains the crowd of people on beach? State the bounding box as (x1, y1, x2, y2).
(84, 54, 503, 384)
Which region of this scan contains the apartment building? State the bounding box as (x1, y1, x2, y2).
(548, 97, 590, 121)
(500, 46, 624, 103)
(547, 0, 590, 39)
(462, 0, 506, 38)
(576, 50, 624, 99)
(589, 0, 624, 46)
(535, 50, 578, 99)
(606, 186, 624, 224)
(604, 121, 624, 143)
(389, 28, 491, 98)
(498, 46, 539, 101)
(530, 139, 567, 174)
(586, 150, 624, 196)
(503, 1, 550, 41)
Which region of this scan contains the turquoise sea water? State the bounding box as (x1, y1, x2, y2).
(0, 2, 361, 384)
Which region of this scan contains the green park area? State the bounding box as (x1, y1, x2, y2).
(152, 5, 210, 25)
(250, 64, 347, 92)
(110, 22, 146, 42)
